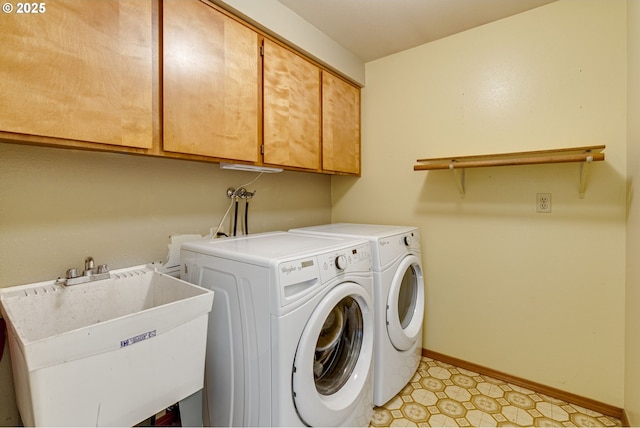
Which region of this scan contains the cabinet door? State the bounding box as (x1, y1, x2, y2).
(322, 72, 361, 175)
(163, 0, 259, 162)
(0, 0, 153, 148)
(263, 40, 321, 170)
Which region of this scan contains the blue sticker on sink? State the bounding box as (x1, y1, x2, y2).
(120, 330, 156, 348)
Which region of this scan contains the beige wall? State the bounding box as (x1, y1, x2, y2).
(0, 144, 331, 287)
(625, 0, 640, 424)
(0, 142, 331, 423)
(332, 0, 626, 406)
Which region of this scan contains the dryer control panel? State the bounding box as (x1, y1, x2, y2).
(376, 230, 421, 269)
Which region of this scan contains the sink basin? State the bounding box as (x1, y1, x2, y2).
(0, 265, 214, 427)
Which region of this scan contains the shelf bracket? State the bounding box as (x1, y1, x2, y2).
(579, 154, 593, 199)
(449, 162, 465, 198)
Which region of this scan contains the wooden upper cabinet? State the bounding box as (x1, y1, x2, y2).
(263, 39, 321, 170)
(163, 0, 260, 162)
(322, 72, 361, 175)
(0, 0, 153, 148)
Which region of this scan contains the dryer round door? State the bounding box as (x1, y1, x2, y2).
(292, 282, 373, 427)
(387, 255, 425, 351)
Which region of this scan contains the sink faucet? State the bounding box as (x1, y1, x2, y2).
(58, 256, 111, 286)
(84, 256, 95, 275)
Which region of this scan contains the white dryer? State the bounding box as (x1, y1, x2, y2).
(290, 224, 425, 406)
(180, 231, 374, 426)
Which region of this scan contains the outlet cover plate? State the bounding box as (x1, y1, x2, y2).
(537, 193, 551, 213)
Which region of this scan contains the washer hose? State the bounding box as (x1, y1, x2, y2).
(244, 200, 250, 234)
(233, 199, 239, 236)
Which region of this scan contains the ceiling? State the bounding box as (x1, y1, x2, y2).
(277, 0, 556, 63)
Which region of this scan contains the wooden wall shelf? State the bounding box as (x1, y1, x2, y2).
(414, 145, 605, 198)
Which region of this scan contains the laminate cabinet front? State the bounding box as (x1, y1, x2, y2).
(0, 0, 361, 175)
(163, 0, 260, 162)
(0, 0, 154, 148)
(263, 39, 321, 170)
(322, 72, 361, 175)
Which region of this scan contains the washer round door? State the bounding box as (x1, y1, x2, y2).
(292, 282, 373, 427)
(386, 255, 425, 351)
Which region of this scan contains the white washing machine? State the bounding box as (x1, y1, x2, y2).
(180, 231, 374, 426)
(290, 224, 425, 406)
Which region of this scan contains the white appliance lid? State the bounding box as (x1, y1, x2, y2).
(182, 231, 366, 263)
(292, 223, 416, 238)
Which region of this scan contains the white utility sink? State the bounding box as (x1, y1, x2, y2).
(0, 265, 214, 427)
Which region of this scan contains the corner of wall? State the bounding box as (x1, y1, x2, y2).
(626, 0, 640, 424)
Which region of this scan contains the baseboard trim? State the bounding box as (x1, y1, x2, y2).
(621, 409, 630, 427)
(422, 349, 623, 420)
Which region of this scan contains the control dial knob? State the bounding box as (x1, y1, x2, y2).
(403, 235, 412, 246)
(335, 255, 348, 270)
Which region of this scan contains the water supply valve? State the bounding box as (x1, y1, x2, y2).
(226, 187, 256, 200)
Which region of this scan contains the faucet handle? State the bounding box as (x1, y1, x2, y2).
(97, 264, 109, 274)
(66, 268, 80, 279)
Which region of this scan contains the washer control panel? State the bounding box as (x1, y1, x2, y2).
(275, 241, 371, 309)
(318, 242, 371, 284)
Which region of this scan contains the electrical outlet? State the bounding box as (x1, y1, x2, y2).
(536, 193, 551, 213)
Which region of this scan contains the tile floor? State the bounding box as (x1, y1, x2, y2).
(370, 357, 621, 427)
